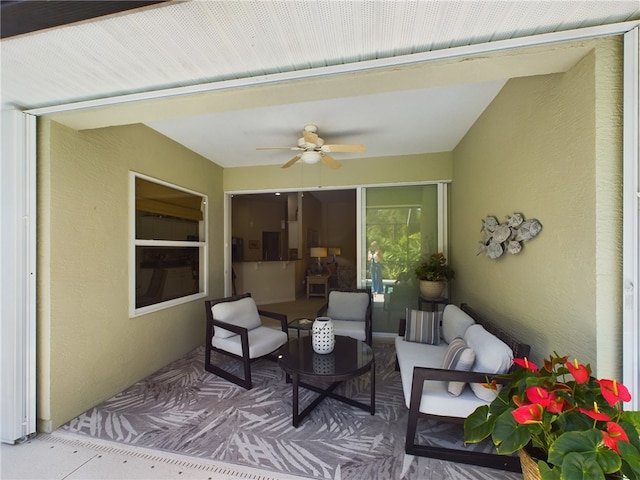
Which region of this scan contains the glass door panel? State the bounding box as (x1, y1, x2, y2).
(362, 184, 444, 334)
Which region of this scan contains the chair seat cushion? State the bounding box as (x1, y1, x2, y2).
(211, 326, 288, 358)
(211, 296, 262, 339)
(395, 336, 488, 417)
(332, 320, 366, 342)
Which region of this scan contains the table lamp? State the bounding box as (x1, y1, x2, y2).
(310, 247, 327, 271)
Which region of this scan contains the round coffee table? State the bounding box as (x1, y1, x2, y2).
(277, 335, 375, 427)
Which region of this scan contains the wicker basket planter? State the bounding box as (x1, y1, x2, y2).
(419, 280, 445, 299)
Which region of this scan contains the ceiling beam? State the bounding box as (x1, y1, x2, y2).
(0, 0, 170, 39)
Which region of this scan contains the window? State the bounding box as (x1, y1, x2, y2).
(131, 173, 207, 315)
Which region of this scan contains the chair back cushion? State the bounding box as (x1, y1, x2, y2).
(442, 304, 476, 344)
(211, 296, 262, 338)
(327, 291, 369, 321)
(464, 324, 514, 401)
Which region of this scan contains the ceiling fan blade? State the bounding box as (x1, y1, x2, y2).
(303, 130, 319, 145)
(321, 144, 366, 153)
(281, 154, 301, 168)
(256, 146, 302, 150)
(321, 153, 341, 169)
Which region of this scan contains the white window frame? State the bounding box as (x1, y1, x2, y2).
(623, 27, 640, 410)
(129, 172, 208, 317)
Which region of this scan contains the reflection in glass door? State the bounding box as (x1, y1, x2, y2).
(362, 184, 447, 334)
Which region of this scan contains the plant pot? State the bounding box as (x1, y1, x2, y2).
(419, 280, 445, 299)
(519, 447, 543, 480)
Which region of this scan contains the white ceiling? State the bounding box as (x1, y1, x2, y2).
(2, 1, 640, 168)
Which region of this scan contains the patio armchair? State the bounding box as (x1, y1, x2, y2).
(205, 293, 289, 389)
(317, 288, 372, 346)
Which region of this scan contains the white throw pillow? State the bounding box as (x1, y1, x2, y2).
(464, 324, 513, 401)
(404, 308, 441, 345)
(211, 297, 262, 339)
(441, 304, 476, 344)
(441, 337, 476, 396)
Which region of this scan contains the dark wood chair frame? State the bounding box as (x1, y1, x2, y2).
(205, 293, 289, 389)
(317, 287, 373, 346)
(400, 303, 531, 472)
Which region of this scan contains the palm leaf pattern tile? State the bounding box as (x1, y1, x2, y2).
(63, 343, 520, 480)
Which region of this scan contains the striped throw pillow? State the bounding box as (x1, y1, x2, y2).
(404, 308, 441, 345)
(441, 337, 476, 396)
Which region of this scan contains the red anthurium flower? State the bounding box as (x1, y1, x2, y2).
(525, 387, 565, 414)
(566, 359, 590, 384)
(602, 422, 630, 453)
(514, 357, 539, 372)
(512, 404, 544, 424)
(526, 387, 550, 405)
(579, 402, 611, 421)
(545, 394, 566, 414)
(597, 379, 632, 406)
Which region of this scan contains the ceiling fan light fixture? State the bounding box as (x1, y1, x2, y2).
(301, 151, 322, 164)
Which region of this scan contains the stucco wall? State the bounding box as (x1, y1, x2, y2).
(37, 121, 224, 431)
(451, 37, 622, 378)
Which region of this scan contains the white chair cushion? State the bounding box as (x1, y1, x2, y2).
(405, 308, 441, 345)
(327, 291, 369, 321)
(441, 337, 476, 396)
(332, 319, 366, 342)
(211, 296, 262, 339)
(394, 336, 488, 416)
(211, 326, 288, 358)
(464, 324, 513, 401)
(441, 304, 476, 344)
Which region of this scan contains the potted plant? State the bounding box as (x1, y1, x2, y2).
(463, 353, 640, 480)
(414, 252, 455, 299)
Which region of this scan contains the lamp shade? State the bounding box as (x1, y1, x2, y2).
(310, 247, 327, 258)
(328, 247, 341, 256)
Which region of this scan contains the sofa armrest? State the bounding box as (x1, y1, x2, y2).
(258, 309, 289, 333)
(408, 366, 512, 418)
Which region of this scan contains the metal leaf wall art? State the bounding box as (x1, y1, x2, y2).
(478, 213, 542, 259)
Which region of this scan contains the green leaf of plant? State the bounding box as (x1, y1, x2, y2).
(463, 405, 493, 443)
(492, 412, 532, 454)
(618, 440, 640, 480)
(560, 451, 606, 480)
(538, 462, 561, 480)
(548, 430, 620, 474)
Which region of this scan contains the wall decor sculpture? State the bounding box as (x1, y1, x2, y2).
(478, 213, 542, 259)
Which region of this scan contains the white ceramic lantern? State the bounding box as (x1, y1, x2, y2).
(312, 316, 335, 354)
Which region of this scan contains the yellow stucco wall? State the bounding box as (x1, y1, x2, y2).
(451, 37, 622, 378)
(37, 121, 224, 431)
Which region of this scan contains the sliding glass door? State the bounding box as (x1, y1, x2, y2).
(361, 184, 447, 334)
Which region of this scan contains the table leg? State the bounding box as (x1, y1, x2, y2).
(292, 373, 300, 427)
(370, 362, 376, 415)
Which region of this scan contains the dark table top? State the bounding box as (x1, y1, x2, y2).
(277, 335, 374, 381)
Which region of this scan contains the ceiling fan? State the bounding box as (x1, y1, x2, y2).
(257, 124, 366, 169)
